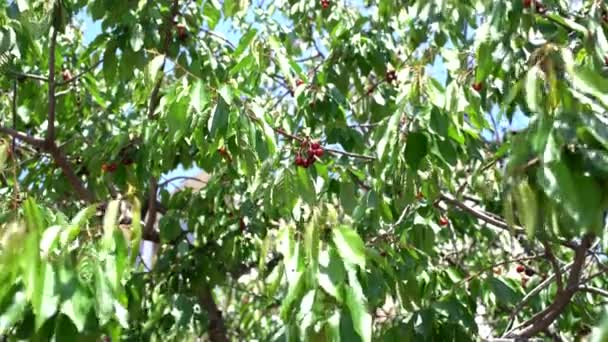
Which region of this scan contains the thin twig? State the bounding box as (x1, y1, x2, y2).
(440, 192, 525, 234)
(543, 241, 563, 292)
(578, 286, 608, 298)
(158, 176, 207, 189)
(58, 58, 103, 86)
(5, 69, 48, 82)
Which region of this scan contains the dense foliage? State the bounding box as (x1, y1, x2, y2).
(1, 0, 608, 340)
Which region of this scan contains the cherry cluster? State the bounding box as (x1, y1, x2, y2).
(295, 140, 324, 168)
(320, 0, 330, 9)
(101, 156, 134, 173)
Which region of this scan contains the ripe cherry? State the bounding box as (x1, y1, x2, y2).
(314, 148, 324, 157)
(535, 1, 546, 14)
(516, 264, 525, 273)
(524, 268, 534, 277)
(472, 82, 482, 92)
(308, 148, 316, 158)
(311, 142, 321, 150)
(176, 23, 188, 41)
(439, 216, 449, 226)
(321, 0, 329, 9)
(295, 155, 304, 166)
(102, 163, 117, 173)
(62, 69, 72, 82)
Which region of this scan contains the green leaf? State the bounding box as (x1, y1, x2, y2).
(512, 178, 539, 238)
(167, 97, 188, 141)
(103, 44, 118, 84)
(404, 132, 429, 170)
(190, 80, 208, 113)
(345, 268, 372, 342)
(209, 97, 230, 138)
(102, 200, 120, 251)
(536, 161, 603, 233)
(339, 180, 357, 214)
(562, 48, 608, 108)
(332, 225, 366, 269)
(0, 140, 8, 171)
(147, 54, 165, 82)
(234, 28, 257, 57)
(295, 167, 316, 205)
(318, 248, 345, 303)
(0, 290, 27, 333)
(60, 287, 93, 332)
(280, 271, 307, 321)
(40, 225, 62, 257)
(525, 65, 543, 113)
(94, 265, 115, 326)
(129, 24, 144, 52)
(218, 84, 233, 105)
(34, 263, 59, 330)
(269, 36, 293, 84)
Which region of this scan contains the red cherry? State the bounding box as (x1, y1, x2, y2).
(321, 1, 329, 9)
(534, 1, 546, 13)
(306, 156, 315, 167)
(296, 79, 304, 86)
(516, 265, 525, 273)
(523, 0, 532, 8)
(311, 142, 321, 150)
(472, 82, 482, 92)
(62, 70, 72, 82)
(439, 217, 449, 226)
(295, 155, 304, 166)
(314, 148, 324, 157)
(176, 24, 188, 40)
(308, 148, 315, 157)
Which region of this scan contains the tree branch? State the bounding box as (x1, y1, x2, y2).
(47, 27, 58, 142)
(147, 0, 179, 120)
(506, 234, 594, 339)
(197, 281, 229, 342)
(47, 143, 95, 202)
(144, 177, 158, 238)
(0, 127, 46, 148)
